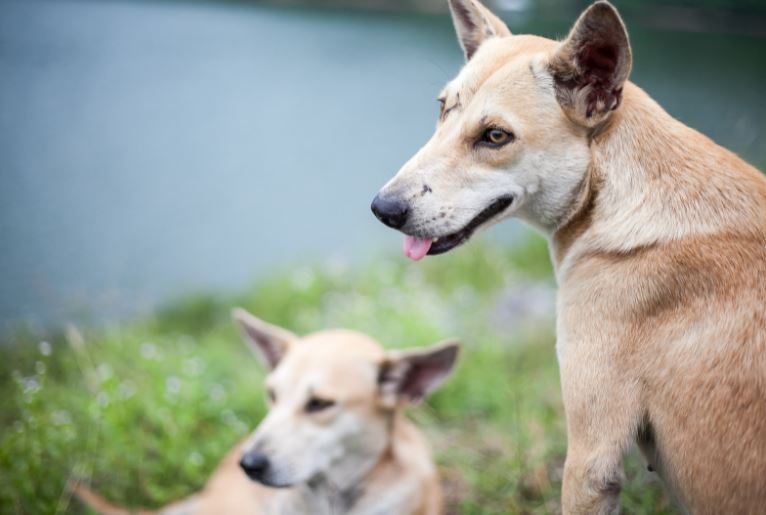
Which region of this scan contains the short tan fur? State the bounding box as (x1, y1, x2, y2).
(374, 1, 766, 512)
(71, 309, 459, 515)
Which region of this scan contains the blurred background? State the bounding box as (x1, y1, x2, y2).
(1, 0, 765, 329)
(1, 0, 764, 513)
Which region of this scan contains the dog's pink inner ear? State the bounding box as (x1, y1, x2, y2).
(550, 1, 632, 123)
(379, 342, 459, 405)
(582, 43, 619, 82)
(398, 360, 447, 402)
(233, 308, 294, 370)
(241, 324, 284, 369)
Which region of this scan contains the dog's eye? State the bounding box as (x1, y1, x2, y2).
(305, 397, 335, 413)
(479, 128, 514, 147)
(267, 388, 276, 404)
(437, 97, 447, 119)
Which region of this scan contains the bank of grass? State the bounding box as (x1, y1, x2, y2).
(0, 233, 671, 514)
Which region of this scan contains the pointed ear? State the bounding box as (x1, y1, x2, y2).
(449, 0, 511, 61)
(378, 340, 460, 407)
(548, 1, 632, 127)
(232, 308, 297, 370)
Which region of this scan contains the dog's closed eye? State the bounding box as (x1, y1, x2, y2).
(305, 397, 335, 413)
(438, 95, 461, 121)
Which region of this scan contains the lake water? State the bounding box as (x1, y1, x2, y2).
(1, 0, 765, 330)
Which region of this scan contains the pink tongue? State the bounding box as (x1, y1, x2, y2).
(402, 236, 433, 261)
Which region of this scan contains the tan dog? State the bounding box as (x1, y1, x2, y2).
(71, 308, 458, 515)
(371, 1, 766, 513)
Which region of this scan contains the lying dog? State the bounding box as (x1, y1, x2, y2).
(371, 1, 766, 513)
(72, 308, 459, 514)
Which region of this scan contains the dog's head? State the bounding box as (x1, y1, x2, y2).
(371, 0, 632, 259)
(232, 308, 459, 490)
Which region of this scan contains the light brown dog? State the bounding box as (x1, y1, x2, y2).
(371, 1, 766, 513)
(71, 308, 459, 514)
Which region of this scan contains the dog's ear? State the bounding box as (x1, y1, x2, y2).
(232, 308, 297, 370)
(548, 1, 632, 127)
(449, 0, 511, 61)
(378, 340, 459, 407)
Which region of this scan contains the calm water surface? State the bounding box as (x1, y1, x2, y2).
(1, 0, 764, 329)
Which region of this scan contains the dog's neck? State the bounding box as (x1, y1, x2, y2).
(551, 81, 766, 275)
(272, 449, 386, 515)
(275, 476, 366, 515)
(274, 412, 422, 515)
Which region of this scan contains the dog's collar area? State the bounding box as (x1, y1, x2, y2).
(427, 196, 514, 255)
(302, 414, 395, 510)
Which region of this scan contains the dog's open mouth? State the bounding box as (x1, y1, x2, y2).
(403, 196, 514, 260)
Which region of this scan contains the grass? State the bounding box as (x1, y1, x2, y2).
(0, 231, 672, 514)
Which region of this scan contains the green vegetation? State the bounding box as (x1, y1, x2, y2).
(0, 232, 671, 514)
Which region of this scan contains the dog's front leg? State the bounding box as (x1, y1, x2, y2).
(558, 342, 642, 515)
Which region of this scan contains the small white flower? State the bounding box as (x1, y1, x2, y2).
(189, 451, 203, 466)
(166, 376, 182, 395)
(140, 342, 158, 360)
(97, 391, 110, 407)
(39, 341, 52, 356)
(209, 383, 226, 402)
(23, 377, 40, 395)
(35, 361, 46, 375)
(118, 380, 137, 400)
(51, 410, 72, 426)
(183, 358, 204, 376)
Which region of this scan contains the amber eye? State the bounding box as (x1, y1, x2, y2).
(479, 127, 514, 147)
(305, 397, 335, 413)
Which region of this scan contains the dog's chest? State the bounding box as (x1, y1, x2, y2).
(274, 484, 371, 515)
(274, 486, 344, 515)
(274, 479, 418, 515)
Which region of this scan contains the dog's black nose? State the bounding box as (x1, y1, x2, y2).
(371, 194, 409, 229)
(240, 451, 270, 480)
